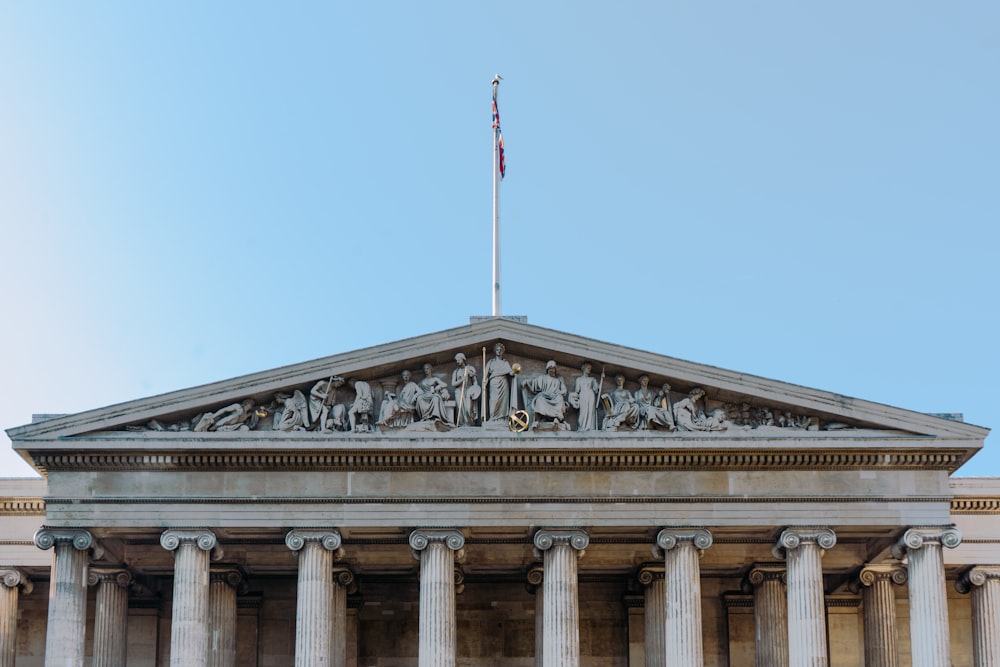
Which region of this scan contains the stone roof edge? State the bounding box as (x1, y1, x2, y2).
(6, 319, 990, 441)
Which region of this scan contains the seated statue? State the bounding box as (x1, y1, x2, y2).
(634, 376, 675, 431)
(414, 363, 453, 425)
(523, 360, 568, 427)
(602, 374, 640, 431)
(377, 370, 419, 428)
(673, 388, 727, 432)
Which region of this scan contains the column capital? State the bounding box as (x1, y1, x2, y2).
(743, 563, 786, 592)
(409, 529, 465, 557)
(87, 567, 133, 589)
(0, 567, 32, 594)
(210, 566, 247, 593)
(655, 528, 712, 556)
(33, 527, 99, 556)
(533, 528, 589, 552)
(772, 527, 836, 559)
(955, 565, 1000, 594)
(284, 529, 342, 552)
(525, 565, 544, 593)
(332, 565, 356, 593)
(890, 526, 961, 559)
(857, 562, 907, 588)
(160, 528, 218, 553)
(637, 563, 665, 586)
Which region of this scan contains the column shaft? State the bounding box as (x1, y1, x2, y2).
(957, 566, 1000, 667)
(657, 529, 712, 667)
(893, 527, 960, 667)
(208, 574, 238, 667)
(296, 541, 334, 667)
(857, 565, 906, 667)
(747, 566, 788, 667)
(331, 579, 347, 667)
(410, 529, 465, 667)
(91, 570, 132, 667)
(533, 529, 588, 667)
(776, 528, 836, 667)
(35, 529, 95, 667)
(161, 530, 218, 667)
(641, 573, 665, 667)
(0, 570, 29, 667)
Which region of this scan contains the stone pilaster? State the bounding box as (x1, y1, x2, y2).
(891, 526, 961, 667)
(744, 564, 788, 667)
(0, 568, 31, 667)
(956, 565, 1000, 667)
(161, 529, 220, 667)
(533, 528, 589, 667)
(35, 528, 100, 667)
(286, 529, 344, 667)
(208, 568, 245, 667)
(637, 564, 665, 667)
(773, 527, 836, 667)
(527, 567, 544, 667)
(89, 568, 133, 667)
(410, 529, 466, 667)
(656, 528, 712, 667)
(854, 563, 906, 667)
(331, 567, 355, 667)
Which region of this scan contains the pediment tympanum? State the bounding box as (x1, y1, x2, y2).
(9, 320, 982, 443)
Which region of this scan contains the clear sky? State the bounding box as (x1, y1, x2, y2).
(1, 2, 997, 477)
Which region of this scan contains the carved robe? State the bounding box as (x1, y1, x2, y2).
(415, 376, 452, 424)
(571, 375, 599, 431)
(485, 357, 513, 420)
(635, 388, 675, 430)
(602, 387, 640, 431)
(451, 366, 480, 427)
(523, 373, 567, 422)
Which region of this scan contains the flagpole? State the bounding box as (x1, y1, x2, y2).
(492, 74, 502, 317)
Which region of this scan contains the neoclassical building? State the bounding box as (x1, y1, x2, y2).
(2, 319, 997, 666)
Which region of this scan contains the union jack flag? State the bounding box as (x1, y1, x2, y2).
(493, 92, 506, 179)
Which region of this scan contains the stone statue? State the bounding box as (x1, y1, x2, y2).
(568, 362, 600, 432)
(274, 390, 309, 431)
(451, 353, 481, 427)
(193, 399, 256, 432)
(377, 370, 419, 428)
(415, 363, 453, 426)
(673, 387, 727, 432)
(347, 379, 375, 432)
(309, 376, 346, 432)
(602, 374, 640, 431)
(484, 343, 515, 421)
(522, 360, 568, 428)
(635, 376, 675, 431)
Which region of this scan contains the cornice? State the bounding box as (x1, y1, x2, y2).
(28, 447, 968, 473)
(950, 497, 1000, 514)
(0, 497, 45, 515)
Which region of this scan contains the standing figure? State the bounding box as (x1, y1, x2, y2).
(523, 360, 568, 426)
(347, 379, 374, 432)
(309, 376, 346, 431)
(484, 343, 515, 421)
(602, 374, 640, 431)
(377, 370, 420, 428)
(415, 363, 453, 425)
(635, 375, 675, 431)
(451, 353, 481, 427)
(569, 362, 600, 431)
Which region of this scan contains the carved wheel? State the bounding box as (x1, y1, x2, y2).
(508, 410, 530, 432)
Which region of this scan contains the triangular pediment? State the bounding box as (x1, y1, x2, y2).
(7, 320, 987, 445)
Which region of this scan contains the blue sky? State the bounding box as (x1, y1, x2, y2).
(1, 2, 997, 476)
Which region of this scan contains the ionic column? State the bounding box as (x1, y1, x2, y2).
(331, 567, 355, 667)
(533, 528, 589, 667)
(409, 529, 466, 667)
(854, 563, 906, 667)
(285, 529, 344, 667)
(89, 568, 133, 667)
(637, 564, 665, 667)
(744, 564, 788, 667)
(208, 568, 244, 667)
(956, 565, 1000, 667)
(773, 527, 836, 667)
(891, 526, 961, 667)
(161, 529, 220, 667)
(0, 568, 32, 667)
(34, 528, 100, 667)
(656, 528, 712, 667)
(526, 567, 544, 667)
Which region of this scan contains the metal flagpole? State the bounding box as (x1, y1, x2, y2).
(492, 74, 502, 317)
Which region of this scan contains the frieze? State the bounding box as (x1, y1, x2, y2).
(117, 344, 866, 436)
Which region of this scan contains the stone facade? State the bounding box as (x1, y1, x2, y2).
(2, 320, 996, 666)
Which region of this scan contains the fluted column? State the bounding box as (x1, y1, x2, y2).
(208, 568, 244, 667)
(410, 529, 466, 667)
(891, 526, 961, 667)
(89, 568, 133, 667)
(0, 568, 31, 667)
(533, 528, 589, 667)
(774, 527, 836, 667)
(744, 564, 788, 667)
(656, 528, 712, 667)
(161, 529, 220, 667)
(331, 567, 355, 667)
(286, 529, 344, 667)
(956, 565, 1000, 667)
(35, 528, 100, 667)
(638, 564, 666, 667)
(854, 563, 906, 667)
(526, 567, 544, 667)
